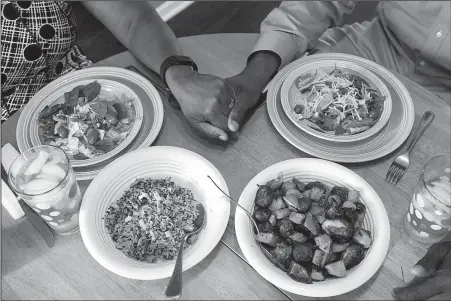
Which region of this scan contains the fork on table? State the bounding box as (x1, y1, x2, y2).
(385, 111, 435, 185)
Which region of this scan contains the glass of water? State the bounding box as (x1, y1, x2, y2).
(8, 145, 82, 235)
(404, 155, 451, 244)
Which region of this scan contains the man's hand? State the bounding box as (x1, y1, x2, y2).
(225, 73, 262, 132)
(393, 241, 451, 300)
(166, 65, 234, 141)
(226, 51, 281, 132)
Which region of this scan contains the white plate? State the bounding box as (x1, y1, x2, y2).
(280, 58, 392, 143)
(17, 67, 164, 180)
(80, 146, 230, 280)
(267, 53, 415, 163)
(235, 158, 390, 297)
(29, 79, 144, 168)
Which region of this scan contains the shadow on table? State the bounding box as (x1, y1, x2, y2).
(1, 218, 48, 276)
(331, 267, 385, 300)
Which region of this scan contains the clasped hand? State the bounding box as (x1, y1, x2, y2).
(166, 65, 261, 141)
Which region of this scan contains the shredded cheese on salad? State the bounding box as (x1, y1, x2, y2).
(293, 67, 386, 136)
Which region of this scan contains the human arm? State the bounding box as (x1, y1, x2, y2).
(227, 1, 356, 131)
(82, 1, 182, 73)
(393, 240, 451, 300)
(83, 1, 232, 140)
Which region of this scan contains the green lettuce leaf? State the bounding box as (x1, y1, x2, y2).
(83, 81, 101, 101)
(64, 86, 84, 107)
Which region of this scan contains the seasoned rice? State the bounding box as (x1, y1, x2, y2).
(103, 177, 200, 262)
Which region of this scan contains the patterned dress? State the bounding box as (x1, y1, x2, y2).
(1, 1, 92, 122)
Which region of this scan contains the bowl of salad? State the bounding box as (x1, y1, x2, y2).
(280, 59, 392, 143)
(31, 79, 143, 168)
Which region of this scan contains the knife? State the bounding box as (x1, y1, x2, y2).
(1, 165, 54, 247)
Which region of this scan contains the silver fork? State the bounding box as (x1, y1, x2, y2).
(385, 111, 435, 185)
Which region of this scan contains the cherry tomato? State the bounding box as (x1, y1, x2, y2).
(107, 104, 118, 117)
(105, 113, 118, 125)
(85, 128, 100, 145)
(57, 126, 69, 138)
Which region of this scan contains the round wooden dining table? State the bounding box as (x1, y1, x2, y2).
(1, 33, 450, 300)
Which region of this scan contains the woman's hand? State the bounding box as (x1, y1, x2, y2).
(166, 65, 234, 141)
(393, 241, 451, 300)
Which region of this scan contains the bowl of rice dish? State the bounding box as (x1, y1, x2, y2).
(79, 146, 230, 280)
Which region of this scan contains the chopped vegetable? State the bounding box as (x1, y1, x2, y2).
(269, 214, 277, 227)
(282, 195, 300, 211)
(252, 175, 372, 284)
(328, 194, 343, 207)
(331, 242, 350, 253)
(348, 190, 360, 202)
(342, 207, 359, 224)
(315, 234, 332, 253)
(292, 177, 306, 191)
(83, 81, 101, 101)
(255, 185, 274, 208)
(305, 181, 326, 201)
(289, 232, 308, 243)
(352, 228, 372, 248)
(274, 208, 292, 219)
(289, 212, 306, 225)
(269, 196, 287, 211)
(295, 223, 315, 240)
(304, 213, 321, 236)
(292, 67, 386, 136)
(330, 186, 348, 204)
(285, 188, 303, 198)
(253, 208, 272, 223)
(312, 249, 328, 268)
(326, 205, 344, 219)
(355, 202, 367, 213)
(354, 212, 366, 229)
(325, 260, 347, 278)
(278, 218, 295, 238)
(288, 261, 312, 284)
(292, 243, 314, 263)
(322, 219, 354, 242)
(257, 233, 278, 247)
(310, 203, 326, 224)
(342, 201, 356, 209)
(281, 181, 297, 195)
(39, 80, 136, 159)
(271, 242, 293, 268)
(311, 265, 328, 281)
(268, 178, 283, 191)
(327, 252, 341, 265)
(297, 197, 312, 213)
(342, 244, 366, 269)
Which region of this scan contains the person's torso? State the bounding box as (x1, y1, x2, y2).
(0, 1, 94, 122)
(378, 1, 451, 72)
(1, 1, 77, 93)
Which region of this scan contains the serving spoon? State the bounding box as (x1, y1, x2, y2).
(165, 203, 206, 299)
(207, 176, 287, 271)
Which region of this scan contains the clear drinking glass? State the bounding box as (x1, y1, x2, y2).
(404, 155, 451, 244)
(8, 145, 82, 235)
